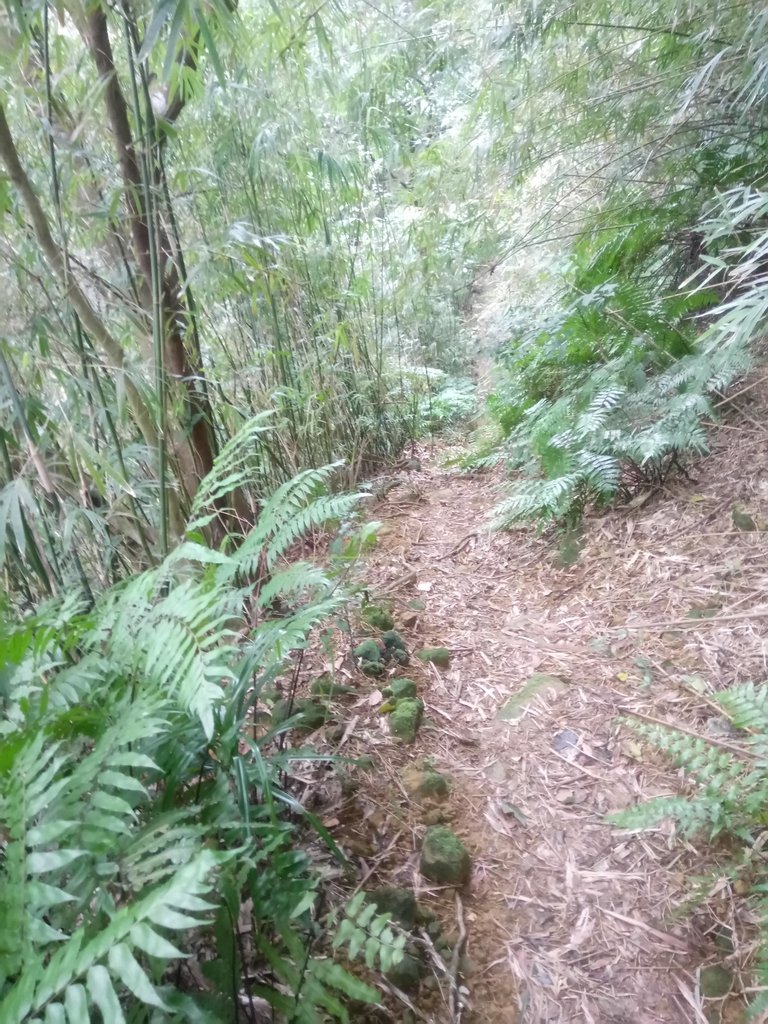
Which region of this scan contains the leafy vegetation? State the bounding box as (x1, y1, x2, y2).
(614, 684, 768, 1015)
(0, 432, 394, 1020)
(473, 0, 768, 530)
(3, 0, 768, 1014)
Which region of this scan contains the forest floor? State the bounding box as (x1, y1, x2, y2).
(297, 371, 768, 1024)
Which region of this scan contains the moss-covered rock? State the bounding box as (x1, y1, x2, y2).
(403, 763, 449, 801)
(391, 648, 410, 666)
(310, 675, 354, 697)
(732, 506, 757, 532)
(353, 639, 382, 663)
(361, 660, 385, 677)
(420, 826, 470, 885)
(361, 604, 395, 631)
(385, 952, 422, 992)
(417, 647, 450, 668)
(389, 698, 424, 742)
(368, 886, 417, 928)
(700, 964, 733, 998)
(382, 629, 407, 651)
(271, 698, 328, 731)
(383, 678, 418, 700)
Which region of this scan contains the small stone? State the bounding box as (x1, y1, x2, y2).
(361, 660, 385, 677)
(391, 648, 410, 666)
(384, 678, 418, 700)
(389, 698, 424, 742)
(552, 728, 580, 752)
(422, 807, 448, 825)
(354, 639, 382, 663)
(732, 506, 757, 532)
(426, 920, 442, 939)
(361, 604, 395, 631)
(385, 952, 422, 992)
(270, 698, 328, 730)
(485, 760, 507, 783)
(417, 647, 451, 668)
(403, 763, 450, 800)
(713, 925, 734, 954)
(368, 886, 417, 928)
(420, 826, 471, 885)
(310, 675, 354, 697)
(700, 964, 732, 998)
(382, 629, 407, 651)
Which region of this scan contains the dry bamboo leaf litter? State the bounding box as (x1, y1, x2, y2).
(283, 376, 768, 1023)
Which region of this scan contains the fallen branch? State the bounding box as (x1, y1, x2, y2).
(449, 891, 469, 1022)
(621, 607, 768, 630)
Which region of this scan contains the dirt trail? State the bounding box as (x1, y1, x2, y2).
(339, 384, 768, 1024)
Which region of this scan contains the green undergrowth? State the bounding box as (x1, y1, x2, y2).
(465, 0, 768, 535)
(469, 182, 763, 532)
(0, 423, 400, 1023)
(613, 681, 768, 1016)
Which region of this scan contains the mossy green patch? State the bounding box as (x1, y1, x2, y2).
(353, 639, 382, 663)
(700, 964, 732, 998)
(368, 886, 417, 928)
(403, 762, 449, 800)
(382, 629, 407, 651)
(361, 660, 385, 677)
(389, 698, 424, 742)
(385, 952, 422, 992)
(310, 675, 354, 697)
(271, 698, 328, 731)
(416, 647, 450, 668)
(496, 673, 566, 722)
(361, 604, 395, 631)
(420, 826, 470, 885)
(383, 678, 418, 700)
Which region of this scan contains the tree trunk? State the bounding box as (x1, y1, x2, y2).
(84, 4, 251, 542)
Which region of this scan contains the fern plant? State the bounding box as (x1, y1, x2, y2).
(484, 190, 754, 533)
(0, 421, 383, 1022)
(614, 682, 768, 1014)
(333, 892, 407, 974)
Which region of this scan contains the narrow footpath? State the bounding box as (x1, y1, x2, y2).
(333, 384, 768, 1024)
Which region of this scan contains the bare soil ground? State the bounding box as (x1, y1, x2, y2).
(286, 375, 768, 1024)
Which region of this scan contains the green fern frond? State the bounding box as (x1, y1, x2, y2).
(0, 851, 221, 1024)
(716, 682, 768, 734)
(187, 413, 273, 532)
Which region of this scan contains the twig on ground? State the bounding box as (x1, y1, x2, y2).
(449, 891, 469, 1022)
(448, 533, 478, 557)
(622, 607, 768, 629)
